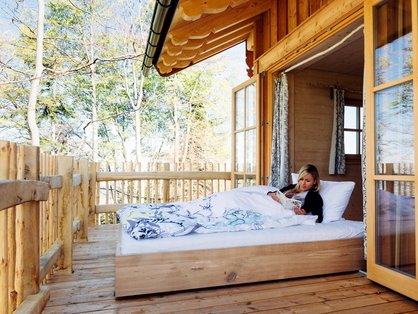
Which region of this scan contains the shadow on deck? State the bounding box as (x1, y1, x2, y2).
(43, 224, 418, 313)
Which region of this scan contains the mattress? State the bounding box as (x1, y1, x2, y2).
(118, 219, 364, 256)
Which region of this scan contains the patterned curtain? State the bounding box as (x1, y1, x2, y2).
(329, 88, 346, 175)
(362, 72, 367, 259)
(269, 73, 289, 188)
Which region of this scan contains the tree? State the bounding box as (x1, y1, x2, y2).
(26, 0, 45, 146)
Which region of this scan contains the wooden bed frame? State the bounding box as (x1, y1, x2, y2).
(114, 225, 365, 297)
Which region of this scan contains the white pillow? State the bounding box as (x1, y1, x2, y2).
(291, 173, 355, 222)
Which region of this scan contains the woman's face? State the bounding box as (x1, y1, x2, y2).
(298, 173, 316, 192)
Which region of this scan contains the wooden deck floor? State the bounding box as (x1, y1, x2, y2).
(43, 224, 418, 314)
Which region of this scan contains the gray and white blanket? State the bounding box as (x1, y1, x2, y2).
(117, 186, 317, 240)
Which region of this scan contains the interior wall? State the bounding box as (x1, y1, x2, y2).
(288, 69, 363, 220)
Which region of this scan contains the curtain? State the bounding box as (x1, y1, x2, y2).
(362, 71, 367, 259)
(329, 88, 346, 175)
(269, 73, 289, 188)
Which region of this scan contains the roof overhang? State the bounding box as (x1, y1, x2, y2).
(142, 0, 273, 77)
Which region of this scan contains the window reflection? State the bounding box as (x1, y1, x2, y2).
(235, 132, 244, 172)
(375, 0, 412, 85)
(376, 181, 416, 277)
(246, 83, 256, 127)
(375, 82, 414, 175)
(235, 89, 244, 130)
(246, 129, 256, 172)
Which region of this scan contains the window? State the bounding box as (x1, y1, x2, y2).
(344, 99, 363, 155)
(232, 76, 259, 187)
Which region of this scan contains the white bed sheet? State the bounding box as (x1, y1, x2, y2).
(118, 220, 364, 256)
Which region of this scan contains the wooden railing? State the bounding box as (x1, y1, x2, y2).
(0, 140, 232, 313)
(91, 161, 232, 224)
(0, 141, 90, 313)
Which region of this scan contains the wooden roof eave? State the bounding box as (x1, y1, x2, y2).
(156, 0, 273, 76)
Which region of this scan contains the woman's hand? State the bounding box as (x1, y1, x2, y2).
(293, 206, 306, 215)
(268, 192, 280, 203)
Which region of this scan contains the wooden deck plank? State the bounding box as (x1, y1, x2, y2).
(43, 224, 418, 313)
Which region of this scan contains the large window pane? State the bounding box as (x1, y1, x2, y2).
(375, 0, 412, 85)
(235, 132, 244, 172)
(246, 83, 256, 127)
(246, 129, 256, 172)
(375, 82, 414, 175)
(345, 106, 358, 129)
(376, 181, 415, 277)
(345, 131, 358, 154)
(235, 89, 244, 130)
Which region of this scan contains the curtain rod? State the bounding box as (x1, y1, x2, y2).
(283, 24, 364, 74)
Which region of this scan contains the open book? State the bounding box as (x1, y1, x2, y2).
(275, 191, 302, 211)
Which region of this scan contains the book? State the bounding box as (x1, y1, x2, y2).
(275, 191, 302, 211)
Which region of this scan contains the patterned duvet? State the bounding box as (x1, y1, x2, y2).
(117, 185, 318, 240)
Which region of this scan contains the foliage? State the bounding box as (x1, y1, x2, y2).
(0, 0, 234, 165)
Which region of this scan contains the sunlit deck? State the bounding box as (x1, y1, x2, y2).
(43, 224, 418, 314)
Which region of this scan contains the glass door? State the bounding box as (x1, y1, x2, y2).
(231, 75, 259, 187)
(365, 0, 418, 300)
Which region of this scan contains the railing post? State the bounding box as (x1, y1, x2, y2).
(0, 141, 11, 312)
(88, 161, 97, 225)
(162, 163, 170, 203)
(15, 145, 40, 304)
(79, 159, 89, 239)
(57, 156, 74, 273)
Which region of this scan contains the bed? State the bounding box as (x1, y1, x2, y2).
(115, 181, 365, 297)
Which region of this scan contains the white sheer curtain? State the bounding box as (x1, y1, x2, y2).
(269, 73, 289, 188)
(329, 88, 346, 175)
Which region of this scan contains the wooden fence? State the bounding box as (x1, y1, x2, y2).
(0, 140, 232, 313)
(92, 161, 231, 224)
(0, 141, 90, 313)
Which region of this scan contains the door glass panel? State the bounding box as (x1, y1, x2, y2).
(235, 176, 244, 188)
(375, 0, 412, 86)
(235, 89, 244, 130)
(246, 129, 256, 172)
(375, 82, 414, 175)
(245, 175, 256, 187)
(235, 132, 244, 172)
(246, 83, 256, 127)
(376, 181, 416, 277)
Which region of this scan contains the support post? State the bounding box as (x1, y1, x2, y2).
(57, 156, 74, 273)
(88, 161, 97, 225)
(79, 159, 89, 239)
(15, 145, 40, 304)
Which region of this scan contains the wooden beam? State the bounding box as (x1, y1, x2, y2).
(15, 145, 40, 304)
(57, 156, 73, 273)
(78, 159, 90, 240)
(39, 242, 62, 283)
(178, 0, 250, 21)
(96, 171, 232, 181)
(13, 286, 50, 314)
(168, 0, 271, 45)
(256, 0, 363, 73)
(95, 203, 126, 214)
(40, 175, 62, 189)
(0, 180, 49, 211)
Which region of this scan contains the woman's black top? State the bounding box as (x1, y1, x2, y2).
(280, 184, 324, 223)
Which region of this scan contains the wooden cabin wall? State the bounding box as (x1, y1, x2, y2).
(288, 69, 363, 221)
(276, 0, 333, 42)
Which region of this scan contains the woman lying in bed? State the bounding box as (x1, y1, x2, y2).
(118, 164, 323, 240)
(267, 164, 323, 223)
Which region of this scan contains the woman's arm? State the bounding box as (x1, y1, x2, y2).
(303, 191, 324, 223)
